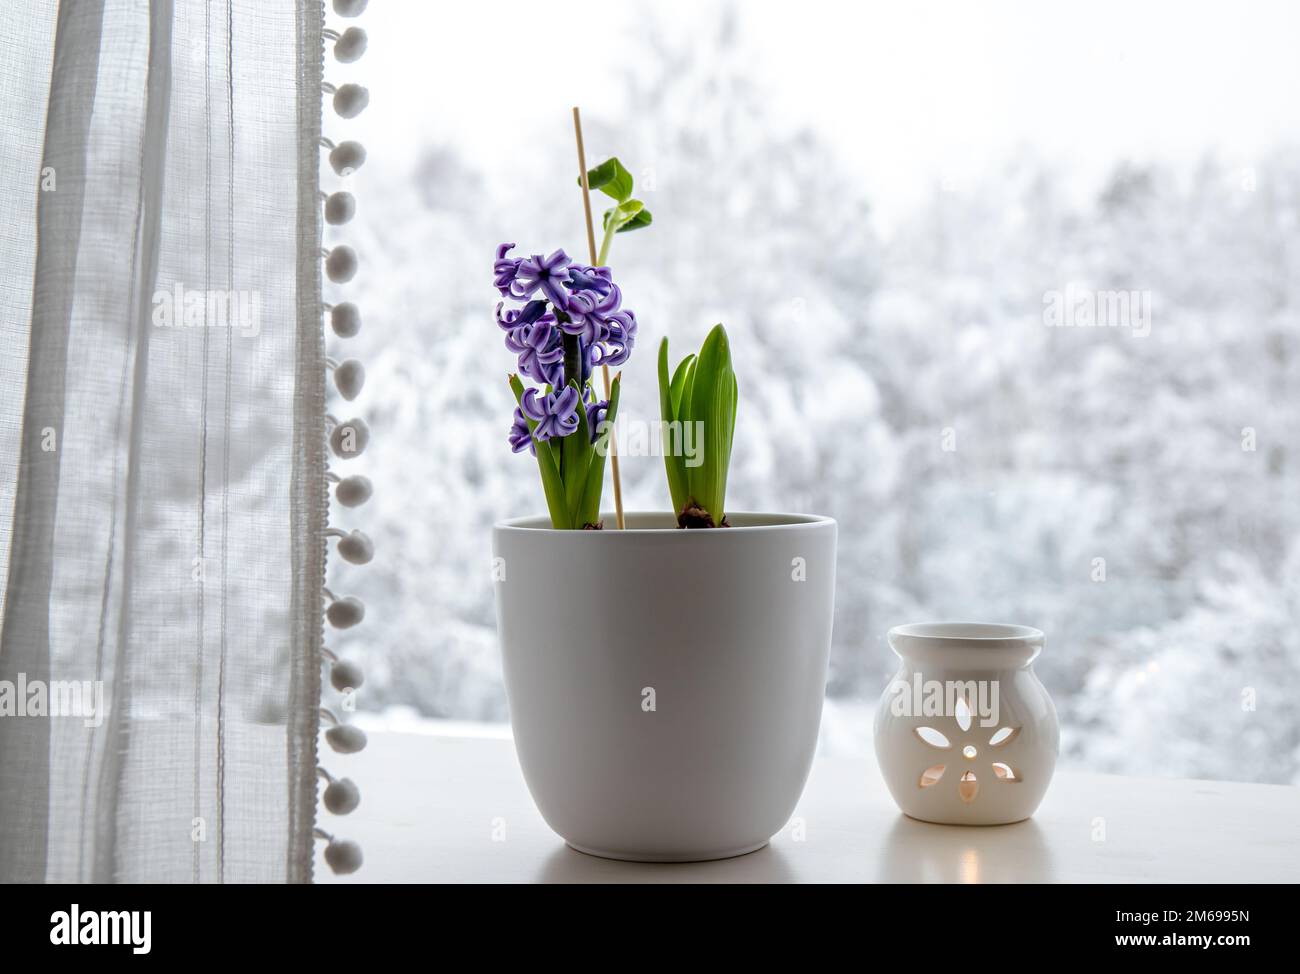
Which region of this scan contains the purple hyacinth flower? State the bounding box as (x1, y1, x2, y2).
(565, 266, 613, 297)
(524, 334, 579, 388)
(595, 282, 623, 321)
(561, 281, 624, 344)
(508, 407, 535, 455)
(505, 320, 564, 385)
(559, 293, 608, 343)
(511, 249, 572, 307)
(491, 244, 638, 458)
(494, 243, 521, 296)
(515, 299, 548, 328)
(496, 300, 555, 333)
(585, 398, 609, 443)
(576, 338, 595, 386)
(521, 386, 580, 442)
(572, 263, 613, 285)
(546, 337, 595, 387)
(593, 308, 637, 366)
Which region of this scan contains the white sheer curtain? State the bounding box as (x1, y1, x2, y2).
(0, 0, 326, 882)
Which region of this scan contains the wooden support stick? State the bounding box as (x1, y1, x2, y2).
(572, 106, 625, 530)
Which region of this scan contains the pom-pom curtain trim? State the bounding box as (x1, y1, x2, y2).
(289, 0, 327, 886)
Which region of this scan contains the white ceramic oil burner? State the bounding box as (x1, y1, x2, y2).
(874, 622, 1058, 825)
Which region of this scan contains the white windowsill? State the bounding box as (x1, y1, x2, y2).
(314, 730, 1300, 883)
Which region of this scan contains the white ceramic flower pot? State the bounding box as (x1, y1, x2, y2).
(493, 511, 837, 861)
(873, 623, 1059, 826)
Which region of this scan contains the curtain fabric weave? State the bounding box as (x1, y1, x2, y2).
(0, 0, 324, 883)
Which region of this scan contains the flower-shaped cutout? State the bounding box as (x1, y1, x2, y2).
(913, 699, 1022, 803)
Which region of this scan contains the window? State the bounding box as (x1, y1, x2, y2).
(329, 1, 1300, 784)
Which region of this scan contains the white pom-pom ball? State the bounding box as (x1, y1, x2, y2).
(325, 245, 358, 283)
(324, 191, 356, 225)
(330, 417, 370, 458)
(330, 301, 361, 337)
(337, 529, 374, 565)
(334, 474, 372, 507)
(334, 27, 367, 62)
(332, 84, 369, 119)
(323, 777, 361, 815)
(333, 358, 365, 400)
(324, 838, 363, 875)
(329, 140, 366, 176)
(325, 724, 368, 754)
(332, 0, 368, 16)
(330, 659, 365, 692)
(326, 596, 365, 629)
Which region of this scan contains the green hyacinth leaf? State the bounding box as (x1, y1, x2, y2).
(602, 199, 644, 234)
(658, 340, 689, 517)
(616, 206, 652, 233)
(686, 324, 735, 523)
(658, 338, 674, 422)
(729, 363, 739, 447)
(579, 374, 621, 527)
(510, 374, 570, 529)
(561, 381, 593, 523)
(580, 157, 633, 203)
(673, 354, 696, 424)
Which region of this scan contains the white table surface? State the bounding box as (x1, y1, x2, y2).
(314, 733, 1300, 883)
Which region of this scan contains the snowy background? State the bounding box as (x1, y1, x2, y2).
(323, 0, 1300, 784)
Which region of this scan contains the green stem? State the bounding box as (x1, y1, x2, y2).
(562, 334, 582, 407)
(560, 330, 583, 484)
(597, 219, 616, 266)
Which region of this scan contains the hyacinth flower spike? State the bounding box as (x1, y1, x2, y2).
(493, 131, 651, 530)
(496, 241, 633, 529)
